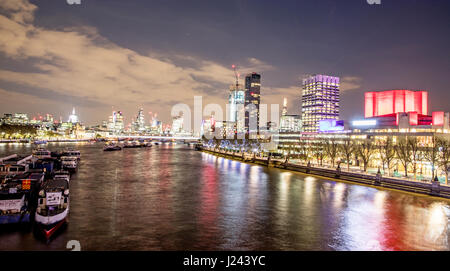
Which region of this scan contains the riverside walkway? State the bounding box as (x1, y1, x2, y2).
(201, 147, 450, 200)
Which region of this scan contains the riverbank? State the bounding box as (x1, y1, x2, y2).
(0, 139, 93, 143)
(201, 148, 450, 200)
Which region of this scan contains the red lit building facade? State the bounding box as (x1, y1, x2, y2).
(361, 90, 448, 129)
(277, 89, 450, 183)
(365, 90, 428, 118)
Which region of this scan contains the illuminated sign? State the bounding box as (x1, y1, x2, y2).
(365, 90, 428, 118)
(46, 192, 62, 206)
(352, 120, 377, 126)
(319, 119, 345, 132)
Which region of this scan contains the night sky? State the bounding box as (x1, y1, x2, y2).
(0, 0, 449, 125)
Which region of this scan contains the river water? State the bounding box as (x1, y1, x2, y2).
(0, 142, 449, 251)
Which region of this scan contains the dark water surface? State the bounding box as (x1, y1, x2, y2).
(0, 142, 449, 251)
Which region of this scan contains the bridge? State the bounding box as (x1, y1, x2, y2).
(105, 135, 201, 141)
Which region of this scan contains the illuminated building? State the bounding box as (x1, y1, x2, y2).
(319, 119, 345, 133)
(228, 83, 245, 133)
(68, 108, 79, 124)
(301, 75, 340, 133)
(149, 114, 162, 134)
(280, 98, 301, 132)
(132, 107, 146, 132)
(108, 111, 124, 134)
(2, 113, 30, 125)
(244, 73, 261, 133)
(282, 98, 288, 116)
(0, 114, 12, 124)
(171, 114, 185, 135)
(356, 89, 449, 132)
(202, 115, 216, 136)
(273, 88, 450, 182)
(365, 90, 428, 118)
(215, 121, 236, 139)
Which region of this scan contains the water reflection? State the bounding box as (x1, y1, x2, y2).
(0, 143, 449, 251)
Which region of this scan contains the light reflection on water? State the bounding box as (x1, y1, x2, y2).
(0, 143, 449, 251)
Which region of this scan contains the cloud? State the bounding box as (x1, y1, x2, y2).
(0, 0, 276, 124)
(340, 76, 363, 92)
(261, 86, 301, 115)
(0, 0, 37, 24)
(241, 57, 275, 74)
(0, 87, 68, 119)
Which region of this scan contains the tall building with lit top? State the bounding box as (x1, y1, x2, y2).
(280, 98, 301, 132)
(68, 108, 79, 124)
(301, 75, 340, 133)
(132, 107, 146, 132)
(171, 113, 185, 135)
(244, 73, 261, 133)
(108, 111, 124, 134)
(228, 83, 245, 133)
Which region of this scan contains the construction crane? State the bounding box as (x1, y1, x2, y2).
(231, 64, 240, 89)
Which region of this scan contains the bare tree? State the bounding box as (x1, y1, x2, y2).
(312, 140, 325, 166)
(437, 138, 450, 185)
(284, 140, 296, 164)
(298, 138, 310, 164)
(423, 135, 440, 180)
(379, 137, 396, 176)
(408, 137, 422, 180)
(356, 138, 375, 172)
(395, 137, 412, 177)
(339, 138, 354, 171)
(324, 138, 339, 167)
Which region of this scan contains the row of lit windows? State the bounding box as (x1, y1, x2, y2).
(302, 104, 339, 108)
(302, 98, 339, 103)
(303, 83, 340, 87)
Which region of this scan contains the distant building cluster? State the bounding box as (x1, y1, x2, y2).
(94, 108, 165, 137)
(2, 68, 450, 148)
(0, 106, 168, 139)
(0, 108, 86, 139)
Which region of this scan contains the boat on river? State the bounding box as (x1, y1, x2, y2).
(0, 172, 44, 225)
(104, 143, 122, 151)
(61, 156, 78, 172)
(0, 155, 34, 176)
(61, 149, 81, 161)
(32, 148, 52, 159)
(33, 140, 48, 145)
(34, 177, 69, 240)
(123, 141, 143, 148)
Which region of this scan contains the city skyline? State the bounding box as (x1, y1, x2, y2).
(0, 0, 450, 126)
(1, 0, 450, 254)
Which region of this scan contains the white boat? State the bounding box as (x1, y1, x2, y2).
(61, 157, 78, 172)
(32, 148, 52, 159)
(35, 178, 69, 240)
(61, 149, 81, 160)
(0, 155, 33, 176)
